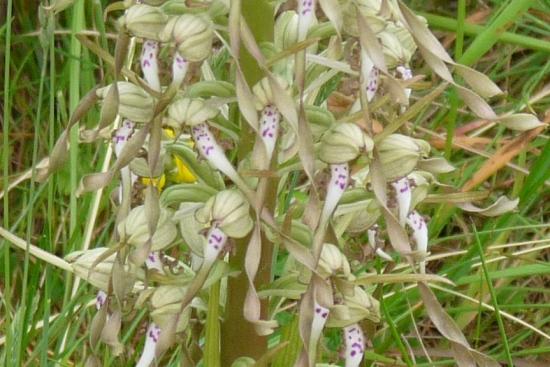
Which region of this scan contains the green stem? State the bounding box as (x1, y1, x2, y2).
(2, 0, 13, 364)
(221, 0, 274, 364)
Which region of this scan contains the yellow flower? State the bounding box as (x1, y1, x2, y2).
(172, 156, 196, 183)
(162, 127, 197, 183)
(141, 174, 166, 191)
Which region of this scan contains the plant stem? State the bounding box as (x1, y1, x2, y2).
(2, 0, 13, 363)
(221, 0, 274, 364)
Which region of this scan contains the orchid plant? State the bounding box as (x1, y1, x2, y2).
(36, 0, 544, 366)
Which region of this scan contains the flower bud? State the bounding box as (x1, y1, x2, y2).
(97, 82, 154, 123)
(121, 4, 168, 40)
(167, 98, 218, 127)
(377, 134, 430, 180)
(159, 14, 213, 62)
(274, 11, 299, 50)
(317, 243, 351, 279)
(196, 190, 253, 239)
(117, 205, 178, 251)
(319, 123, 373, 164)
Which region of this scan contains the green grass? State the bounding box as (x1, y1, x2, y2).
(0, 0, 549, 365)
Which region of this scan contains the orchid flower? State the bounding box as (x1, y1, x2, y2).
(391, 177, 411, 226)
(172, 51, 188, 87)
(321, 163, 349, 225)
(140, 40, 161, 92)
(145, 251, 164, 272)
(307, 301, 329, 364)
(203, 226, 228, 267)
(367, 225, 392, 261)
(396, 65, 413, 101)
(96, 290, 107, 310)
(360, 50, 379, 102)
(343, 323, 365, 367)
(113, 120, 135, 157)
(259, 104, 280, 161)
(113, 120, 138, 203)
(191, 123, 243, 187)
(135, 323, 161, 367)
(405, 210, 428, 273)
(297, 0, 316, 41)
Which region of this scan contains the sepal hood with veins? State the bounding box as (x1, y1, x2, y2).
(97, 82, 154, 123)
(377, 133, 430, 180)
(317, 243, 352, 279)
(327, 286, 380, 327)
(159, 14, 214, 62)
(319, 123, 373, 164)
(117, 205, 178, 251)
(168, 98, 219, 127)
(195, 190, 253, 239)
(121, 4, 168, 40)
(252, 77, 288, 110)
